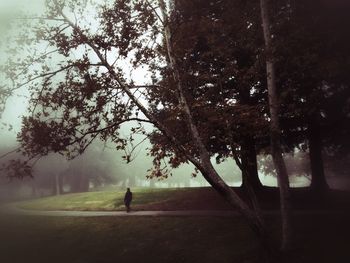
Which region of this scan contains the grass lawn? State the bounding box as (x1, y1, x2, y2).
(0, 213, 349, 263)
(15, 187, 350, 212)
(16, 187, 214, 211)
(3, 188, 350, 262)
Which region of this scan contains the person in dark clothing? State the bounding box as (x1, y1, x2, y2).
(124, 188, 132, 212)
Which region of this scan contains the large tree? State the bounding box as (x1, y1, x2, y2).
(3, 0, 274, 253)
(146, 0, 267, 191)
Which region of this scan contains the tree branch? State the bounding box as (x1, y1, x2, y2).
(55, 2, 202, 168)
(0, 147, 21, 160)
(68, 118, 154, 147)
(15, 17, 66, 22)
(145, 0, 164, 25)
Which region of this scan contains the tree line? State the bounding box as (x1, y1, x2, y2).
(0, 0, 349, 260)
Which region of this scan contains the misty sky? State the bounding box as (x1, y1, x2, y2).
(0, 0, 313, 192)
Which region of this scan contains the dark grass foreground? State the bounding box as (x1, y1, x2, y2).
(0, 212, 349, 263)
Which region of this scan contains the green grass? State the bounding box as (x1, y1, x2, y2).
(15, 187, 350, 212)
(3, 188, 350, 262)
(0, 213, 349, 263)
(16, 188, 203, 211)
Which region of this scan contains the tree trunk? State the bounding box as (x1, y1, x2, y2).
(79, 175, 89, 192)
(128, 176, 136, 187)
(149, 178, 156, 188)
(308, 114, 329, 193)
(260, 0, 293, 251)
(69, 171, 79, 193)
(159, 0, 273, 254)
(241, 136, 263, 191)
(53, 173, 61, 196)
(69, 171, 89, 193)
(62, 1, 273, 256)
(31, 179, 37, 198)
(58, 173, 64, 194)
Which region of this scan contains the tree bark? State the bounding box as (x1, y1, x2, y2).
(158, 0, 274, 254)
(260, 0, 293, 251)
(53, 173, 61, 196)
(241, 136, 263, 191)
(307, 113, 329, 193)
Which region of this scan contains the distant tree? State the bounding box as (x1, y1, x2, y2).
(258, 151, 310, 179)
(273, 0, 350, 193)
(323, 153, 350, 179)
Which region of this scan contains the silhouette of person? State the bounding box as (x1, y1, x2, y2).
(124, 188, 133, 212)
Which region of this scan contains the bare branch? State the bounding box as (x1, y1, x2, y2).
(145, 0, 164, 25)
(127, 135, 150, 162)
(14, 62, 103, 91)
(0, 147, 21, 160)
(67, 117, 154, 147)
(12, 48, 62, 81)
(15, 17, 66, 22)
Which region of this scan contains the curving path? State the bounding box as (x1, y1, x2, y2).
(1, 204, 239, 217)
(1, 204, 346, 217)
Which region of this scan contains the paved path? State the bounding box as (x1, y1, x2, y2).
(1, 205, 240, 217)
(1, 204, 347, 217)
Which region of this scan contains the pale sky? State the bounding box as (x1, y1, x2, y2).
(0, 0, 311, 187)
(0, 0, 150, 139)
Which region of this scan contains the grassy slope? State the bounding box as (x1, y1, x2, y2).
(3, 188, 350, 263)
(16, 187, 233, 211)
(16, 187, 350, 211)
(0, 213, 349, 263)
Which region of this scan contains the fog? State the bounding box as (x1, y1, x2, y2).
(0, 94, 327, 203)
(0, 96, 318, 203)
(1, 103, 314, 203)
(0, 91, 244, 201)
(0, 0, 240, 202)
(1, 89, 319, 203)
(0, 130, 243, 202)
(0, 96, 314, 203)
(1, 0, 348, 203)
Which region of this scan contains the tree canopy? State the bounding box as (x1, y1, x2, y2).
(1, 0, 350, 254)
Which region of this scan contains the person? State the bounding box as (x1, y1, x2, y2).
(124, 188, 133, 212)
